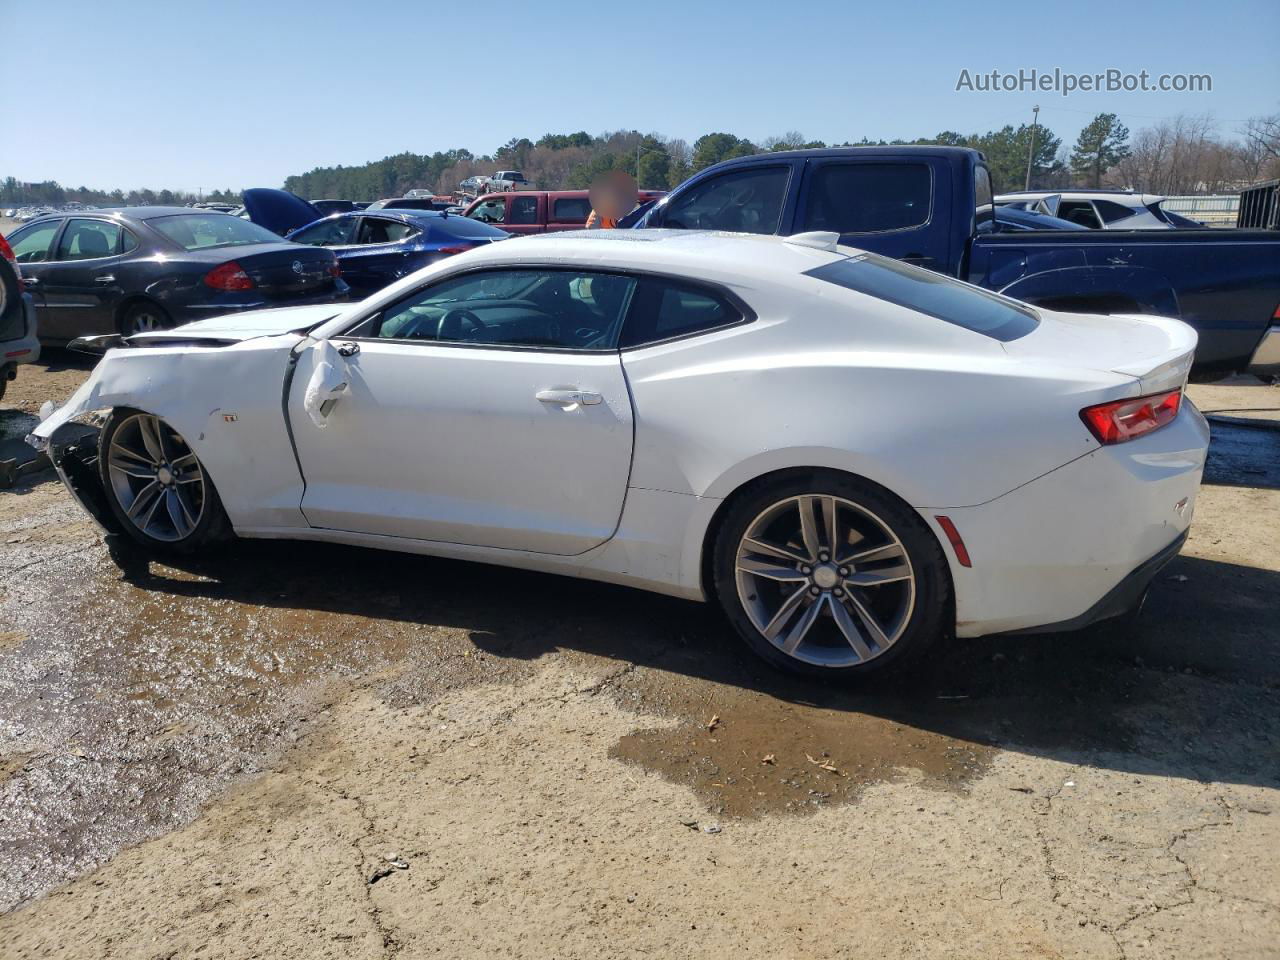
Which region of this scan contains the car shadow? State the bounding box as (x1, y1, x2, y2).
(31, 346, 98, 374)
(113, 534, 1280, 793)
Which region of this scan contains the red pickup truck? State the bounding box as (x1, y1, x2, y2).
(463, 190, 666, 235)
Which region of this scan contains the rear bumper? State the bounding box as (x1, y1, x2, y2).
(2, 293, 41, 372)
(1249, 324, 1280, 375)
(937, 399, 1209, 637)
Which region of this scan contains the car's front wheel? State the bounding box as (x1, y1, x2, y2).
(713, 471, 951, 680)
(99, 410, 229, 553)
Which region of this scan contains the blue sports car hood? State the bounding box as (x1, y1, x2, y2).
(243, 188, 322, 236)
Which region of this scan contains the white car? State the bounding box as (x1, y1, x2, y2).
(32, 230, 1208, 680)
(995, 191, 1196, 230)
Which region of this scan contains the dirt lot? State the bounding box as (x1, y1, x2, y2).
(1, 355, 1278, 959)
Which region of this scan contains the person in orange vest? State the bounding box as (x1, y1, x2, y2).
(586, 170, 637, 229)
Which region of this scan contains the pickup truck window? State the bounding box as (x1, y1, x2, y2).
(975, 166, 994, 231)
(663, 166, 787, 234)
(804, 253, 1039, 342)
(801, 163, 931, 234)
(510, 196, 539, 225)
(470, 199, 507, 224)
(553, 197, 592, 222)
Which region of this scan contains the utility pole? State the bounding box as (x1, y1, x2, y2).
(1024, 105, 1040, 190)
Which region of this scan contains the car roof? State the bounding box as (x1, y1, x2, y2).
(464, 229, 850, 283)
(722, 145, 984, 163)
(27, 206, 231, 222)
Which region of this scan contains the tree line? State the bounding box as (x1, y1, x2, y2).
(5, 111, 1277, 208)
(0, 178, 239, 209)
(278, 110, 1280, 199)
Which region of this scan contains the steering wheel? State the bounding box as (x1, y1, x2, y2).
(437, 307, 486, 342)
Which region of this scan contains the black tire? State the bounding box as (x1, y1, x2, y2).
(119, 300, 171, 337)
(98, 408, 230, 555)
(712, 470, 951, 681)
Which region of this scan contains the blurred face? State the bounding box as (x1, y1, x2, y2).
(589, 170, 637, 220)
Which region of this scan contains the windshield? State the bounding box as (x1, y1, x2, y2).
(804, 253, 1039, 341)
(150, 214, 283, 251)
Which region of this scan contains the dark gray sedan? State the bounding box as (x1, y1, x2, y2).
(5, 208, 349, 343)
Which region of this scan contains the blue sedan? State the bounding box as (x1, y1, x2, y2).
(242, 189, 508, 298)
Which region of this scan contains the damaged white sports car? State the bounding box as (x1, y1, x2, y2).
(33, 230, 1208, 679)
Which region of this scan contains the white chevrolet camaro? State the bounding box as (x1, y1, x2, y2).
(33, 230, 1208, 679)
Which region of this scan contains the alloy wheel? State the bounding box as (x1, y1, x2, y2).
(105, 413, 206, 542)
(734, 494, 916, 667)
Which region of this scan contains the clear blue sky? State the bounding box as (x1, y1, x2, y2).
(3, 0, 1277, 192)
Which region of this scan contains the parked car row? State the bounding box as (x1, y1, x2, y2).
(463, 189, 667, 233)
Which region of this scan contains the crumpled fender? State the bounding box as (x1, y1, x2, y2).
(31, 336, 308, 531)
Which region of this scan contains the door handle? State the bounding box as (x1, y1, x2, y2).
(21, 276, 38, 287)
(536, 388, 602, 406)
(94, 275, 116, 284)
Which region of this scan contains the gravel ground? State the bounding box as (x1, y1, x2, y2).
(0, 356, 1277, 959)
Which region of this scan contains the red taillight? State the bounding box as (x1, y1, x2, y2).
(1080, 389, 1182, 445)
(0, 235, 22, 293)
(327, 261, 341, 278)
(436, 245, 473, 256)
(203, 261, 254, 291)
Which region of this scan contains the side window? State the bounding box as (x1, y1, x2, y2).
(121, 228, 139, 253)
(356, 217, 415, 244)
(469, 199, 506, 224)
(293, 217, 356, 246)
(1057, 201, 1103, 229)
(57, 219, 123, 260)
(1094, 200, 1137, 224)
(552, 196, 592, 222)
(8, 221, 61, 263)
(509, 196, 539, 225)
(662, 166, 788, 234)
(620, 278, 744, 348)
(352, 269, 637, 350)
(801, 163, 932, 234)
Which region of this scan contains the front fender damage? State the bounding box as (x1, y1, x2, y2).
(34, 411, 123, 534)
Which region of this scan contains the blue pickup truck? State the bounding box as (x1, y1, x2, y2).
(635, 146, 1280, 375)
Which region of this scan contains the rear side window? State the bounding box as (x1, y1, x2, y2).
(1094, 200, 1137, 224)
(509, 196, 539, 225)
(662, 166, 788, 234)
(57, 219, 123, 260)
(356, 218, 416, 244)
(620, 278, 745, 347)
(804, 254, 1038, 342)
(552, 196, 592, 222)
(801, 163, 932, 234)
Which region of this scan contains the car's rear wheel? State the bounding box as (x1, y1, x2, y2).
(99, 410, 229, 553)
(713, 471, 950, 680)
(120, 301, 171, 337)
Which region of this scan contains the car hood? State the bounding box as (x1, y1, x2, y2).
(127, 304, 348, 345)
(242, 188, 322, 236)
